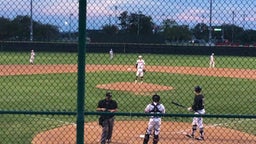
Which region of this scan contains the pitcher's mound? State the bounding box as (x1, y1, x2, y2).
(96, 82, 173, 95)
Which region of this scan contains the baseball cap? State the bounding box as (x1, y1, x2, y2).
(194, 86, 202, 93)
(106, 92, 112, 97)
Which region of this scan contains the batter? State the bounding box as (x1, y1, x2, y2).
(186, 86, 205, 140)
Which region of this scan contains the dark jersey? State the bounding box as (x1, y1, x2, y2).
(192, 94, 204, 111)
(97, 99, 118, 119)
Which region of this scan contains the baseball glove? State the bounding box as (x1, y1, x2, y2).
(143, 69, 146, 72)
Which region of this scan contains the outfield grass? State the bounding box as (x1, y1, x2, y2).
(0, 52, 255, 143)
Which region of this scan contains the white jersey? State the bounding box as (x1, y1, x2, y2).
(109, 49, 114, 59)
(109, 49, 113, 55)
(136, 59, 145, 70)
(210, 55, 214, 62)
(30, 50, 35, 63)
(209, 54, 215, 68)
(31, 51, 35, 59)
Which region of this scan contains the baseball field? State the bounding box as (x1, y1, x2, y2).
(0, 52, 255, 143)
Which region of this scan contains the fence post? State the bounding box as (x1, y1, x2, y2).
(76, 0, 86, 144)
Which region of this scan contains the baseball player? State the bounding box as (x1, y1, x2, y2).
(135, 55, 145, 84)
(143, 94, 165, 144)
(109, 49, 114, 60)
(209, 53, 215, 68)
(186, 86, 205, 141)
(29, 49, 35, 65)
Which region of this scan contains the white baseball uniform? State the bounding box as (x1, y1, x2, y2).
(109, 49, 113, 59)
(192, 109, 205, 129)
(209, 53, 215, 68)
(136, 59, 145, 77)
(144, 102, 165, 135)
(29, 50, 35, 64)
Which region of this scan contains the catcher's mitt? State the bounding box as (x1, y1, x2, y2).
(143, 69, 146, 72)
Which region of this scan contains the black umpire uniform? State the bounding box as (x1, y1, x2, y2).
(97, 92, 118, 144)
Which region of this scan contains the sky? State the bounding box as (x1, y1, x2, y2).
(0, 0, 255, 31)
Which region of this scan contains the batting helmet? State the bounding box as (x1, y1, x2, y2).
(152, 94, 160, 102)
(138, 55, 142, 59)
(194, 86, 202, 93)
(106, 92, 112, 97)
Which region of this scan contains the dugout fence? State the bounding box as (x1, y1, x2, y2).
(0, 0, 255, 144)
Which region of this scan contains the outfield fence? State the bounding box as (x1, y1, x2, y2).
(0, 0, 255, 144)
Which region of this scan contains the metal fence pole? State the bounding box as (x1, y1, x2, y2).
(76, 0, 86, 143)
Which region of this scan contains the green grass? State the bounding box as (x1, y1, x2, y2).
(0, 52, 255, 143)
(0, 52, 255, 69)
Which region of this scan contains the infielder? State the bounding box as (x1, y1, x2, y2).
(186, 86, 205, 141)
(143, 94, 165, 144)
(135, 55, 145, 84)
(29, 49, 35, 64)
(109, 49, 114, 60)
(209, 53, 215, 68)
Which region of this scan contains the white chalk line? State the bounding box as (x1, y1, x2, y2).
(207, 118, 256, 127)
(160, 119, 256, 136)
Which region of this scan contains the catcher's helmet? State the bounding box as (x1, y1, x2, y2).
(152, 94, 160, 102)
(106, 92, 112, 97)
(194, 86, 202, 93)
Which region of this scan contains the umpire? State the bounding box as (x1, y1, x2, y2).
(96, 92, 118, 144)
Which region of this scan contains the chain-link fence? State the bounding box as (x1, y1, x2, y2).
(0, 0, 255, 144)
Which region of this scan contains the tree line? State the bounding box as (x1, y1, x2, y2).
(0, 15, 60, 41)
(1, 12, 256, 45)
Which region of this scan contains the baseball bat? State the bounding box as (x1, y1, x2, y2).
(171, 101, 187, 109)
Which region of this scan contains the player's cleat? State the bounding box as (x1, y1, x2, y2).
(106, 139, 111, 143)
(185, 134, 194, 138)
(195, 136, 204, 141)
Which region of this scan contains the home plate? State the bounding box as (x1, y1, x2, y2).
(139, 134, 145, 138)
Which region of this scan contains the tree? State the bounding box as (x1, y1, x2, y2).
(118, 11, 154, 35)
(237, 29, 256, 44)
(34, 23, 59, 41)
(164, 25, 192, 42)
(118, 11, 129, 31)
(0, 15, 60, 41)
(221, 24, 244, 43)
(102, 24, 119, 35)
(0, 17, 11, 40)
(192, 23, 208, 40)
(159, 19, 191, 42)
(12, 15, 31, 40)
(161, 19, 178, 31)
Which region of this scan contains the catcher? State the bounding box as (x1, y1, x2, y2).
(143, 94, 165, 144)
(134, 55, 146, 84)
